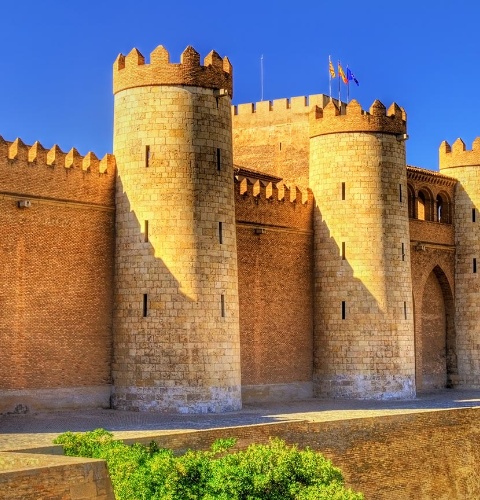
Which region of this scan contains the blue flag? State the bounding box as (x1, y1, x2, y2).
(347, 67, 359, 86)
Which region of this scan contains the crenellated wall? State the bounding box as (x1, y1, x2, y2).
(232, 94, 338, 188)
(234, 174, 314, 402)
(0, 136, 115, 413)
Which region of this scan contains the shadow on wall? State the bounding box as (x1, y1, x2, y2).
(112, 176, 241, 413)
(312, 203, 416, 400)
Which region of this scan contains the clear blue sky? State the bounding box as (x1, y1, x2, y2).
(0, 0, 477, 170)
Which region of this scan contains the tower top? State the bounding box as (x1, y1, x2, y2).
(113, 45, 233, 96)
(439, 138, 480, 170)
(309, 99, 406, 137)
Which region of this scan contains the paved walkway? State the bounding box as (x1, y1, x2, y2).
(1, 389, 480, 452)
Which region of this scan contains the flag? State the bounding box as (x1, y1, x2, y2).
(329, 58, 336, 78)
(347, 67, 359, 86)
(338, 63, 348, 84)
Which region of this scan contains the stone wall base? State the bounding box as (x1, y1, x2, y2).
(112, 385, 242, 413)
(314, 375, 416, 399)
(0, 386, 112, 414)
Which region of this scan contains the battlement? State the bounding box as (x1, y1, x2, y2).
(0, 135, 115, 206)
(309, 99, 407, 137)
(234, 175, 313, 232)
(113, 45, 233, 96)
(235, 175, 311, 204)
(0, 136, 114, 173)
(233, 94, 337, 116)
(439, 138, 480, 170)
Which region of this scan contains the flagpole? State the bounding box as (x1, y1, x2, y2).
(347, 65, 350, 104)
(337, 61, 340, 105)
(260, 55, 264, 101)
(328, 55, 332, 98)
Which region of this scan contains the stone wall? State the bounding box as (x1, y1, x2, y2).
(0, 453, 114, 499)
(112, 46, 241, 413)
(232, 94, 332, 188)
(309, 100, 415, 398)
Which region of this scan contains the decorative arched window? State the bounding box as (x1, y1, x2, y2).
(417, 189, 434, 221)
(436, 193, 451, 224)
(418, 191, 426, 220)
(407, 184, 415, 218)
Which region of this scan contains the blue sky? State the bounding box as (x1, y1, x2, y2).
(0, 0, 477, 170)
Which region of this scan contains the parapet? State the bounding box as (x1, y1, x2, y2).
(236, 175, 310, 203)
(233, 94, 333, 116)
(234, 175, 313, 231)
(113, 45, 233, 96)
(0, 136, 114, 173)
(439, 138, 480, 171)
(309, 99, 406, 137)
(0, 135, 115, 206)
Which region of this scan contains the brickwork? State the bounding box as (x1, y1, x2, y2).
(232, 94, 333, 188)
(112, 46, 241, 412)
(234, 176, 314, 402)
(119, 407, 480, 500)
(439, 138, 480, 388)
(309, 100, 415, 398)
(0, 137, 115, 413)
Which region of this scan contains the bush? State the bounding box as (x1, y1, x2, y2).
(54, 429, 363, 500)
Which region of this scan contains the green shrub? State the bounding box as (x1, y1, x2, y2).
(54, 429, 363, 500)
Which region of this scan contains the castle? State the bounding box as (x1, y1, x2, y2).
(1, 44, 478, 413)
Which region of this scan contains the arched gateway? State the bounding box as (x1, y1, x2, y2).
(416, 266, 456, 391)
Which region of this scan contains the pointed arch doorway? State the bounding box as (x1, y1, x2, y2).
(415, 266, 456, 391)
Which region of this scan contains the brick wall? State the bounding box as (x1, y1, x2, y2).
(0, 139, 115, 413)
(235, 177, 314, 401)
(126, 407, 480, 500)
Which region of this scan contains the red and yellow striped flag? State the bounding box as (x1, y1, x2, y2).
(329, 58, 336, 78)
(338, 63, 348, 84)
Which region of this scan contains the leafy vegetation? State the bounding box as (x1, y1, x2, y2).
(54, 428, 363, 499)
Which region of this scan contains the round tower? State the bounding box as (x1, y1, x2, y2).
(112, 45, 241, 412)
(439, 138, 480, 388)
(309, 99, 415, 398)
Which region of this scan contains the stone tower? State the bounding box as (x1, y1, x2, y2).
(439, 138, 480, 388)
(309, 99, 415, 398)
(112, 45, 242, 412)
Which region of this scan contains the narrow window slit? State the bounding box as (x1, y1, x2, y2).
(144, 220, 149, 243)
(143, 294, 148, 317)
(145, 145, 150, 168)
(341, 301, 346, 320)
(216, 148, 221, 171)
(221, 294, 225, 317)
(473, 208, 476, 222)
(399, 184, 402, 202)
(218, 222, 223, 244)
(402, 242, 405, 261)
(404, 301, 407, 320)
(474, 258, 477, 274)
(341, 182, 346, 201)
(341, 242, 346, 260)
